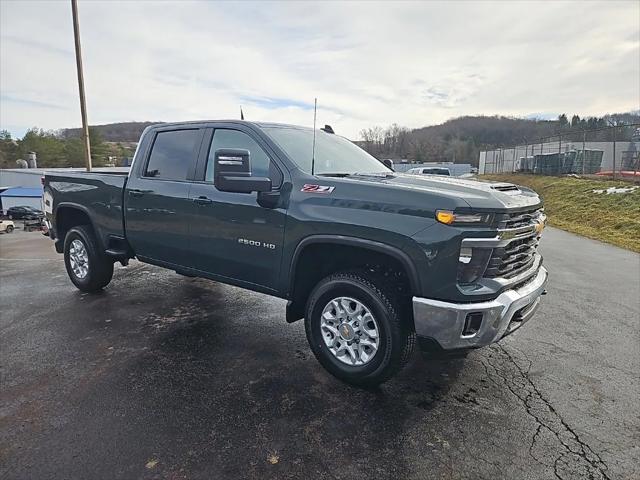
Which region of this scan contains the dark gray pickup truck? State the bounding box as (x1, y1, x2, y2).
(44, 120, 548, 386)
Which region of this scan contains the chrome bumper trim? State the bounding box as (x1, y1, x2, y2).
(412, 266, 548, 350)
(461, 229, 538, 249)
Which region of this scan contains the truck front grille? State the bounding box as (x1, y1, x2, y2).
(502, 210, 539, 230)
(484, 208, 543, 279)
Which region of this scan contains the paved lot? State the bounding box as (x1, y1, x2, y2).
(1, 227, 638, 480)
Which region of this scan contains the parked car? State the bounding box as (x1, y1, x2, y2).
(44, 120, 548, 386)
(6, 206, 44, 220)
(0, 219, 15, 233)
(407, 167, 451, 176)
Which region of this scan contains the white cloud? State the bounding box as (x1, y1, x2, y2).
(1, 0, 638, 139)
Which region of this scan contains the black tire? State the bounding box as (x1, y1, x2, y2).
(5, 225, 13, 233)
(305, 270, 415, 387)
(64, 225, 114, 293)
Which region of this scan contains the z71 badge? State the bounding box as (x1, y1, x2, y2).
(301, 184, 335, 194)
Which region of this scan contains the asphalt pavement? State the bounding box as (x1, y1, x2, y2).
(1, 227, 638, 480)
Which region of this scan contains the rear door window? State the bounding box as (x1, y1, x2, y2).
(144, 129, 199, 180)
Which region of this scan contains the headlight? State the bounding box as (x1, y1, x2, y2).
(436, 210, 491, 225)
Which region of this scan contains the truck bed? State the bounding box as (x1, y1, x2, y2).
(44, 171, 128, 249)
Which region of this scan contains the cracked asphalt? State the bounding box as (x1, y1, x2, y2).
(1, 227, 638, 480)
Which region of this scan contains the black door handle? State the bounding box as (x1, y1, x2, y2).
(128, 189, 145, 197)
(193, 196, 213, 205)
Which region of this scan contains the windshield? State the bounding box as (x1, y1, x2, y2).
(262, 126, 391, 175)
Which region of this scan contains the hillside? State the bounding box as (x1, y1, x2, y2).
(61, 121, 160, 142)
(359, 112, 640, 165)
(5, 111, 637, 169)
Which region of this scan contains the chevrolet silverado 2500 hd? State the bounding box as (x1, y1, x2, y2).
(44, 121, 548, 386)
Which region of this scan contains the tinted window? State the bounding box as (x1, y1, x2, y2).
(145, 129, 199, 180)
(205, 129, 281, 187)
(263, 127, 390, 175)
(424, 168, 451, 175)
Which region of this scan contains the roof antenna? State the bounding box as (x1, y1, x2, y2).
(240, 106, 245, 120)
(311, 98, 317, 175)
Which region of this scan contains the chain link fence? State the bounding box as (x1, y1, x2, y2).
(479, 124, 640, 178)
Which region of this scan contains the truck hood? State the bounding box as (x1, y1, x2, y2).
(332, 173, 542, 211)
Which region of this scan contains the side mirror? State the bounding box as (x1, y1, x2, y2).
(382, 159, 395, 171)
(214, 148, 271, 193)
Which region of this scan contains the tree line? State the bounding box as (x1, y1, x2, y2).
(0, 127, 136, 169)
(358, 112, 640, 165)
(1, 112, 637, 169)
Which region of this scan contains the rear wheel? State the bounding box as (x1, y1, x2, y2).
(305, 270, 415, 387)
(64, 225, 114, 292)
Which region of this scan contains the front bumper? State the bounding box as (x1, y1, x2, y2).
(412, 266, 548, 352)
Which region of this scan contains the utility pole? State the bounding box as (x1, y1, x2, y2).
(71, 0, 92, 172)
(582, 130, 586, 175)
(612, 125, 616, 180)
(606, 119, 617, 180)
(558, 135, 562, 174)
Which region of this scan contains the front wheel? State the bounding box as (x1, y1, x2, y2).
(5, 225, 13, 233)
(305, 270, 415, 387)
(64, 225, 114, 292)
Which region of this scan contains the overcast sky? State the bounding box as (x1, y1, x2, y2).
(1, 0, 638, 139)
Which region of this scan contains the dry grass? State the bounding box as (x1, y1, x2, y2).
(482, 174, 640, 252)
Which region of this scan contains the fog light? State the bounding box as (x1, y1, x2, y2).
(459, 247, 473, 264)
(457, 247, 492, 284)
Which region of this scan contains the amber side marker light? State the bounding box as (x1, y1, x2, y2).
(436, 210, 456, 225)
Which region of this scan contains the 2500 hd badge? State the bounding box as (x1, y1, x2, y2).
(238, 238, 277, 249)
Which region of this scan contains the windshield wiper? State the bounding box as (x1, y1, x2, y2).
(316, 172, 395, 178)
(316, 173, 351, 177)
(349, 172, 395, 178)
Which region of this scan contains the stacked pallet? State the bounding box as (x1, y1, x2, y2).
(573, 150, 604, 174)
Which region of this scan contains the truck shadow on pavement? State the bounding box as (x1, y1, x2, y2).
(55, 269, 468, 480)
